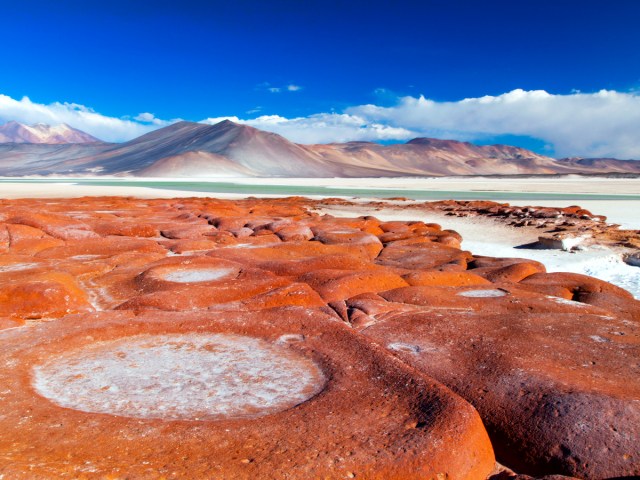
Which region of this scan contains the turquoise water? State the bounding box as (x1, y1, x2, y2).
(3, 178, 639, 201)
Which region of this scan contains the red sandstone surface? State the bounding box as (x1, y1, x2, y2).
(0, 196, 638, 479)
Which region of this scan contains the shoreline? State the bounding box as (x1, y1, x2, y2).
(1, 177, 639, 229)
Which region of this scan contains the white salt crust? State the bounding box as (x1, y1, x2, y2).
(0, 263, 38, 272)
(457, 289, 507, 298)
(387, 342, 421, 354)
(162, 268, 236, 283)
(547, 296, 587, 307)
(32, 333, 326, 420)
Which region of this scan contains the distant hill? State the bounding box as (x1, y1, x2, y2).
(0, 121, 102, 144)
(0, 119, 638, 177)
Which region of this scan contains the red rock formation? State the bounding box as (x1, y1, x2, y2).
(0, 195, 638, 478)
(0, 308, 494, 479)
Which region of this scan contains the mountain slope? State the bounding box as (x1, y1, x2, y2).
(0, 121, 102, 144)
(0, 119, 638, 177)
(310, 139, 595, 176)
(556, 157, 640, 174)
(55, 120, 350, 176)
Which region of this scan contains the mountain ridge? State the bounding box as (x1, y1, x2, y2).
(0, 120, 638, 177)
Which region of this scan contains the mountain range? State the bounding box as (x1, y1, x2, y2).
(0, 120, 638, 177)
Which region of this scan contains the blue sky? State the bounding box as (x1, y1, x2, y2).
(1, 0, 640, 157)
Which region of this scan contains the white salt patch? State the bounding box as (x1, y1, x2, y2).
(163, 268, 235, 283)
(547, 296, 587, 307)
(458, 289, 507, 298)
(276, 333, 306, 345)
(32, 333, 325, 420)
(230, 242, 280, 249)
(589, 335, 609, 343)
(0, 263, 38, 272)
(387, 342, 421, 354)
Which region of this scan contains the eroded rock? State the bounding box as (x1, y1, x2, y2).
(0, 195, 637, 478)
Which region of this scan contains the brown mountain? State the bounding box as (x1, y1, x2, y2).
(310, 138, 581, 176)
(0, 119, 638, 177)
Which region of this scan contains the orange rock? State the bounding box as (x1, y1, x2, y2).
(361, 308, 640, 479)
(34, 236, 166, 259)
(0, 271, 93, 320)
(379, 284, 613, 316)
(258, 253, 375, 277)
(160, 224, 215, 239)
(7, 211, 98, 240)
(376, 239, 472, 271)
(0, 195, 638, 477)
(379, 221, 412, 233)
(403, 270, 492, 287)
(0, 308, 495, 479)
(0, 224, 9, 253)
(0, 317, 23, 330)
(93, 221, 158, 237)
(313, 228, 384, 258)
(468, 257, 547, 283)
(274, 224, 314, 242)
(135, 257, 245, 292)
(163, 238, 218, 254)
(208, 241, 376, 270)
(117, 258, 293, 312)
(299, 269, 409, 302)
(4, 223, 65, 255)
(207, 283, 327, 311)
(520, 272, 639, 321)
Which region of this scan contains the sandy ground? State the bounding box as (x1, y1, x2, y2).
(1, 178, 638, 297)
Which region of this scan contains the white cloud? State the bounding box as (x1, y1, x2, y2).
(202, 116, 242, 124)
(0, 94, 172, 142)
(259, 82, 303, 93)
(347, 89, 640, 158)
(202, 113, 416, 144)
(133, 112, 170, 126)
(3, 89, 640, 158)
(205, 89, 640, 157)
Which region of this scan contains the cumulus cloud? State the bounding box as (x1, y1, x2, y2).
(347, 89, 640, 158)
(203, 89, 640, 157)
(3, 89, 639, 158)
(0, 94, 173, 142)
(202, 113, 416, 144)
(286, 84, 302, 92)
